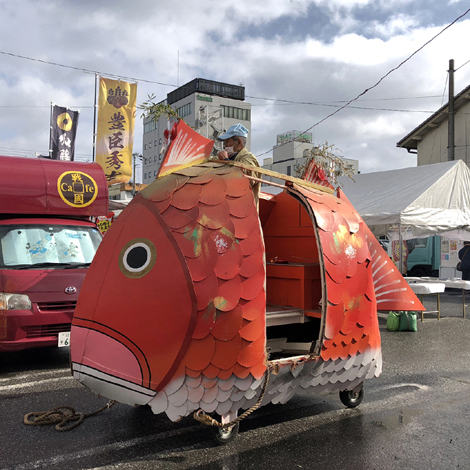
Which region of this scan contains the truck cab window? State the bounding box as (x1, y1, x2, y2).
(0, 224, 102, 268)
(406, 238, 427, 254)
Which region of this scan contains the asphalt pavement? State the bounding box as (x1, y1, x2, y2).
(1, 292, 470, 469)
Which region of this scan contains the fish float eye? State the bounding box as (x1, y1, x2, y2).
(119, 238, 156, 278)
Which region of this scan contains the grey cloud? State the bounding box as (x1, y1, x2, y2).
(0, 0, 469, 176)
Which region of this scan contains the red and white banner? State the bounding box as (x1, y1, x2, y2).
(302, 160, 334, 190)
(157, 120, 214, 178)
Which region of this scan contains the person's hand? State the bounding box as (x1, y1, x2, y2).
(218, 150, 231, 160)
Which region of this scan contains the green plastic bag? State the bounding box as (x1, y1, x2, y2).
(398, 311, 418, 332)
(387, 311, 400, 331)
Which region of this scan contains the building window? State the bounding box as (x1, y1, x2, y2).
(177, 102, 192, 119)
(155, 140, 158, 146)
(144, 144, 147, 150)
(154, 156, 157, 162)
(154, 170, 157, 176)
(144, 172, 147, 179)
(221, 106, 251, 121)
(144, 121, 157, 134)
(159, 138, 162, 145)
(149, 142, 152, 148)
(144, 158, 147, 164)
(287, 166, 291, 176)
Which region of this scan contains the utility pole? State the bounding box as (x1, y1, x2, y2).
(92, 73, 98, 162)
(448, 59, 455, 161)
(132, 153, 143, 196)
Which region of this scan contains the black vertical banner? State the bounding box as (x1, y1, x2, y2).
(50, 105, 79, 161)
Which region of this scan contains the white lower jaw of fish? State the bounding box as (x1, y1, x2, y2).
(72, 363, 156, 406)
(147, 347, 382, 422)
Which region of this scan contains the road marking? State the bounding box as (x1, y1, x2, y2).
(0, 368, 70, 383)
(6, 424, 203, 470)
(5, 380, 437, 470)
(373, 382, 429, 392)
(0, 376, 74, 392)
(7, 379, 464, 470)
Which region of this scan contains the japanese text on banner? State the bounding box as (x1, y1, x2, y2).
(50, 105, 79, 161)
(96, 77, 137, 186)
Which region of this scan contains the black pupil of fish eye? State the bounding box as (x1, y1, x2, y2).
(127, 246, 148, 269)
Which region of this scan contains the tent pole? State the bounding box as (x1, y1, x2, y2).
(399, 222, 403, 275)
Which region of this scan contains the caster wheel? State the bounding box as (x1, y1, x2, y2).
(339, 387, 364, 408)
(210, 422, 240, 445)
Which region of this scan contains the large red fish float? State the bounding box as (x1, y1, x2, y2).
(70, 121, 423, 443)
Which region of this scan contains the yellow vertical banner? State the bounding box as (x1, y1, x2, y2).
(96, 77, 137, 185)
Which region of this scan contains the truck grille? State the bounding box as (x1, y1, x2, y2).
(37, 301, 77, 313)
(24, 323, 71, 338)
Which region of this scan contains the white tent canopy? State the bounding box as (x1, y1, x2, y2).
(337, 160, 470, 241)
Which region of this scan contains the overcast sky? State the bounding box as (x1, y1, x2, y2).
(1, 0, 470, 180)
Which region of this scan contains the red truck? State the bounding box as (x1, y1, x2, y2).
(0, 156, 108, 352)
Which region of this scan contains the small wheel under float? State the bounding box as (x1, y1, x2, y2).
(339, 384, 364, 408)
(195, 410, 240, 445)
(210, 420, 240, 445)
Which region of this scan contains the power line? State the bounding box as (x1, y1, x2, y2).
(256, 6, 470, 157)
(247, 94, 443, 105)
(1, 49, 466, 110)
(0, 50, 176, 88)
(1, 9, 470, 161)
(0, 97, 442, 113)
(0, 101, 438, 114)
(320, 95, 444, 103)
(426, 75, 449, 165)
(0, 105, 94, 108)
(456, 58, 470, 71)
(252, 102, 437, 113)
(2, 44, 470, 122)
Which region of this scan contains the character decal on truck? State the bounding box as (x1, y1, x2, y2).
(58, 171, 98, 208)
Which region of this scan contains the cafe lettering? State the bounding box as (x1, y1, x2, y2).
(57, 171, 98, 208)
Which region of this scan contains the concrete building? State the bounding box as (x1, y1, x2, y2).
(108, 183, 148, 216)
(142, 78, 251, 184)
(262, 131, 359, 185)
(397, 83, 470, 166)
(108, 183, 147, 201)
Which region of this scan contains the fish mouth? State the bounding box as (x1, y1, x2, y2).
(72, 363, 156, 406)
(70, 325, 155, 405)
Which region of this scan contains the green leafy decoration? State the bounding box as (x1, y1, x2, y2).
(138, 94, 180, 122)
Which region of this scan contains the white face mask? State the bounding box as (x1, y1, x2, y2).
(224, 146, 234, 154)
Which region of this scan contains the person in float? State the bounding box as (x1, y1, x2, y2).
(217, 123, 261, 209)
(458, 241, 470, 280)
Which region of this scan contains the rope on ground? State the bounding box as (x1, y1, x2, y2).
(194, 364, 272, 431)
(23, 400, 116, 431)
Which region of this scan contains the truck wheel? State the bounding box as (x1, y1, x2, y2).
(210, 422, 239, 445)
(339, 387, 364, 408)
(408, 267, 428, 278)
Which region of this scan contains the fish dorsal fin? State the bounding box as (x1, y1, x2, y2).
(157, 120, 214, 178)
(337, 189, 424, 312)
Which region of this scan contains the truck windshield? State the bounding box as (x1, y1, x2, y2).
(0, 224, 102, 269)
